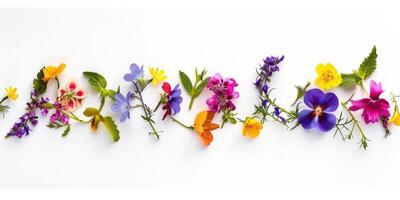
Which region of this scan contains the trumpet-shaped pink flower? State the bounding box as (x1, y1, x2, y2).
(349, 80, 390, 124)
(58, 80, 86, 112)
(206, 73, 239, 112)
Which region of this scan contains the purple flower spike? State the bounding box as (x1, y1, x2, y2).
(298, 88, 338, 132)
(111, 92, 132, 122)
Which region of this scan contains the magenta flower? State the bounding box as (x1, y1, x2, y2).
(349, 80, 390, 124)
(206, 73, 239, 112)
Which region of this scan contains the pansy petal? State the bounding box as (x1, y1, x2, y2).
(304, 89, 324, 109)
(124, 73, 134, 82)
(298, 110, 317, 129)
(317, 113, 336, 132)
(320, 92, 339, 112)
(162, 82, 171, 94)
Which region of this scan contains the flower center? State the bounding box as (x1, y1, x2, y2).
(314, 106, 323, 116)
(322, 71, 334, 82)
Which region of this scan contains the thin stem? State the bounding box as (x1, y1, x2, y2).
(360, 82, 369, 96)
(171, 117, 194, 130)
(0, 96, 8, 104)
(134, 82, 159, 137)
(188, 96, 195, 110)
(98, 96, 105, 113)
(153, 99, 162, 112)
(66, 111, 91, 123)
(264, 94, 295, 118)
(341, 102, 369, 149)
(55, 77, 60, 90)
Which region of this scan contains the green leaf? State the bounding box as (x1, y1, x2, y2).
(340, 73, 362, 87)
(62, 125, 71, 137)
(357, 46, 377, 80)
(193, 77, 210, 97)
(33, 67, 47, 94)
(83, 71, 108, 94)
(105, 89, 117, 101)
(291, 82, 310, 106)
(83, 107, 99, 117)
(179, 70, 193, 94)
(102, 116, 120, 142)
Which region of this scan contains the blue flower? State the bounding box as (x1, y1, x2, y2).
(298, 88, 338, 132)
(124, 63, 144, 82)
(161, 82, 183, 120)
(111, 92, 132, 122)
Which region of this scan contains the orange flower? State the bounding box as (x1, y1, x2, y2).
(43, 63, 66, 82)
(193, 110, 219, 145)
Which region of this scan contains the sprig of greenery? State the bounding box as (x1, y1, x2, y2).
(340, 46, 377, 90)
(0, 104, 10, 118)
(179, 68, 210, 110)
(81, 71, 120, 142)
(221, 110, 237, 128)
(33, 67, 47, 95)
(291, 82, 311, 106)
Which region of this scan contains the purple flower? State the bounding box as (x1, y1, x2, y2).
(298, 88, 338, 132)
(111, 92, 132, 122)
(349, 80, 390, 124)
(161, 82, 183, 120)
(206, 73, 239, 113)
(254, 55, 284, 94)
(124, 63, 144, 82)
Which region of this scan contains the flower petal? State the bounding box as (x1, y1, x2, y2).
(304, 89, 324, 109)
(369, 80, 384, 100)
(298, 109, 317, 129)
(349, 98, 371, 111)
(320, 92, 338, 112)
(317, 112, 336, 132)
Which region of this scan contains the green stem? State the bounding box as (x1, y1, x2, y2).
(264, 94, 295, 118)
(134, 82, 159, 138)
(360, 81, 368, 96)
(171, 117, 194, 130)
(341, 102, 369, 149)
(55, 77, 60, 90)
(98, 96, 105, 113)
(188, 96, 195, 110)
(66, 111, 91, 123)
(0, 96, 8, 104)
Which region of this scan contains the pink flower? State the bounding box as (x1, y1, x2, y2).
(349, 80, 390, 124)
(206, 73, 239, 112)
(58, 80, 86, 112)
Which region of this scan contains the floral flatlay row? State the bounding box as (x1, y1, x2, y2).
(3, 45, 400, 150)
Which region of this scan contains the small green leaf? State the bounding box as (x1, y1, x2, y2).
(179, 70, 193, 94)
(105, 89, 117, 101)
(83, 107, 99, 117)
(193, 77, 210, 97)
(33, 67, 47, 94)
(228, 117, 237, 124)
(357, 46, 377, 80)
(42, 103, 54, 109)
(62, 125, 71, 137)
(83, 71, 108, 94)
(102, 116, 120, 142)
(340, 73, 361, 87)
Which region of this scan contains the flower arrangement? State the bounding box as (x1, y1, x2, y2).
(2, 45, 399, 150)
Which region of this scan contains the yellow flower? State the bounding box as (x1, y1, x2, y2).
(242, 117, 263, 139)
(314, 63, 342, 90)
(389, 108, 400, 126)
(43, 63, 66, 82)
(149, 67, 167, 85)
(5, 86, 18, 101)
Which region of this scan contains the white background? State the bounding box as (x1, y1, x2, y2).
(0, 2, 400, 197)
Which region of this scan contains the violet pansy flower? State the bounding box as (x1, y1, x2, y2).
(298, 88, 338, 132)
(349, 80, 390, 124)
(161, 82, 183, 120)
(111, 92, 132, 122)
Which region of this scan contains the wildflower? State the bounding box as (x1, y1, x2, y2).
(161, 82, 183, 120)
(298, 88, 339, 132)
(5, 86, 18, 100)
(314, 63, 342, 90)
(193, 110, 220, 145)
(389, 109, 400, 126)
(57, 80, 86, 112)
(149, 67, 167, 85)
(124, 63, 144, 82)
(206, 73, 239, 112)
(254, 55, 284, 94)
(48, 103, 70, 126)
(349, 80, 390, 124)
(242, 117, 263, 138)
(111, 92, 132, 122)
(43, 63, 66, 82)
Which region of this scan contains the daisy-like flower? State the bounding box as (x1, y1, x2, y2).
(57, 80, 86, 112)
(124, 63, 144, 82)
(193, 110, 220, 146)
(349, 80, 390, 124)
(314, 63, 342, 91)
(298, 88, 339, 132)
(149, 67, 167, 85)
(43, 63, 66, 82)
(5, 86, 18, 100)
(242, 117, 263, 139)
(111, 92, 132, 122)
(161, 82, 183, 120)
